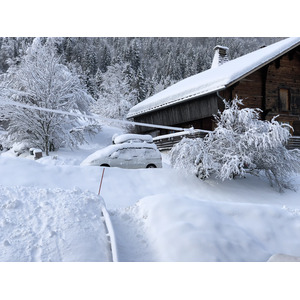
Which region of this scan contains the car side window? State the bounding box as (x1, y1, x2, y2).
(118, 148, 133, 160)
(144, 148, 157, 158)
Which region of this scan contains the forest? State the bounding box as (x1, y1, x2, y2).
(0, 37, 282, 111)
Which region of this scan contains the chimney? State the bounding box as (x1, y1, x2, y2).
(211, 45, 229, 68)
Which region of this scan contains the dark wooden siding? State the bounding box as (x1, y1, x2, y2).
(221, 46, 300, 135)
(134, 94, 219, 133)
(265, 47, 300, 135)
(228, 69, 264, 109)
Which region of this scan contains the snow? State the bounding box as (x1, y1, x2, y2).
(1, 124, 300, 262)
(0, 185, 109, 262)
(211, 45, 229, 69)
(127, 37, 300, 118)
(113, 133, 153, 144)
(268, 253, 300, 262)
(136, 193, 300, 261)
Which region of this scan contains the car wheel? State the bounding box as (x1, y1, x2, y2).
(101, 164, 110, 167)
(146, 164, 156, 168)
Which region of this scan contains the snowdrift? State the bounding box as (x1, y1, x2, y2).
(0, 185, 109, 261)
(1, 123, 300, 262)
(136, 194, 300, 261)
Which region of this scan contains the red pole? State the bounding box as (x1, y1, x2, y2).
(98, 168, 105, 196)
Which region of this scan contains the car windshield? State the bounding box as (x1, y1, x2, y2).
(110, 147, 157, 159)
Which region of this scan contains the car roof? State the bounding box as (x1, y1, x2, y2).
(113, 134, 153, 144)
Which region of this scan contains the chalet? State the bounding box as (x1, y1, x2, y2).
(127, 37, 300, 137)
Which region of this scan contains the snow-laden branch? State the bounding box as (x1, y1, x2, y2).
(171, 97, 300, 192)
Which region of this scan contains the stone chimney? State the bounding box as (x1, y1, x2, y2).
(211, 45, 229, 68)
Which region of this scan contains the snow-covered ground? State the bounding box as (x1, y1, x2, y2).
(1, 125, 300, 262)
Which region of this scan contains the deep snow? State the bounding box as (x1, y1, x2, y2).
(1, 125, 300, 262)
(0, 185, 109, 262)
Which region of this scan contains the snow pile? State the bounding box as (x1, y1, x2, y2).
(0, 185, 109, 262)
(113, 133, 153, 144)
(136, 193, 300, 262)
(267, 254, 300, 262)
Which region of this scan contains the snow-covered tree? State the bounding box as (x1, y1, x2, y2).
(0, 38, 94, 155)
(92, 63, 136, 120)
(171, 97, 300, 192)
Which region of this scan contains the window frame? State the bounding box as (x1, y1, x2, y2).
(278, 88, 291, 112)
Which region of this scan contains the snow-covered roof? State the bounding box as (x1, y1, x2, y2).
(127, 37, 300, 118)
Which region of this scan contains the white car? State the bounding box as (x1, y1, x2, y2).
(81, 142, 162, 169)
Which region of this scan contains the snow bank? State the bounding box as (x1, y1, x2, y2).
(267, 254, 300, 262)
(0, 185, 109, 261)
(136, 194, 300, 262)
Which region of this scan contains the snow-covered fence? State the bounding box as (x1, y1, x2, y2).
(101, 204, 119, 262)
(153, 129, 210, 151)
(154, 130, 300, 152)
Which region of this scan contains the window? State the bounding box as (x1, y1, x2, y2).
(279, 88, 290, 111)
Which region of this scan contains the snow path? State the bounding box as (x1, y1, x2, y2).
(109, 207, 158, 262)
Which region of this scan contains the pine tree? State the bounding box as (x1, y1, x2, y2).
(92, 63, 134, 120)
(135, 67, 147, 103)
(99, 44, 112, 73)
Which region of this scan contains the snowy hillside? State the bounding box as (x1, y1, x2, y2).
(0, 125, 300, 262)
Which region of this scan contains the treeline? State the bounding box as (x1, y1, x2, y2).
(0, 37, 282, 119)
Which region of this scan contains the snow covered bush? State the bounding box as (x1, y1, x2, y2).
(171, 97, 300, 192)
(0, 38, 95, 155)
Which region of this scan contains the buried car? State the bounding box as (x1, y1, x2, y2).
(80, 142, 162, 168)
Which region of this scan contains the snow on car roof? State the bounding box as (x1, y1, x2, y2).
(127, 37, 300, 118)
(113, 134, 153, 144)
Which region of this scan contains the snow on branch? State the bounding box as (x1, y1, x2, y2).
(171, 97, 300, 192)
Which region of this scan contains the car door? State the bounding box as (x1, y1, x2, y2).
(116, 148, 135, 168)
(130, 147, 147, 168)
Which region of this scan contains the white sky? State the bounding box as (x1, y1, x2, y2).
(0, 0, 297, 37)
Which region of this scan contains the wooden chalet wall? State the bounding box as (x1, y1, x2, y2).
(219, 69, 264, 110)
(134, 94, 219, 134)
(265, 46, 300, 134)
(220, 45, 300, 135)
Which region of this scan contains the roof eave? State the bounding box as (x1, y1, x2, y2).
(228, 40, 300, 88)
(127, 86, 226, 119)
